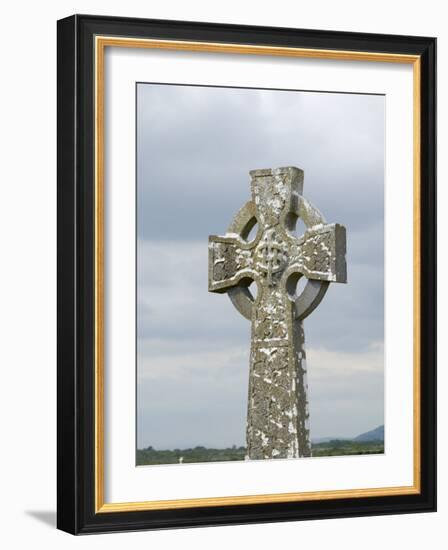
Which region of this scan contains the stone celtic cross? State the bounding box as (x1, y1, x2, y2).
(208, 167, 347, 460)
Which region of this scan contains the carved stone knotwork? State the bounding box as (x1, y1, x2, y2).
(208, 167, 347, 459)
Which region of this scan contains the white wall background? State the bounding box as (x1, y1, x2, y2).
(0, 0, 443, 548)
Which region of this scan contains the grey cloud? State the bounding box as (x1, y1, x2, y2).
(137, 240, 383, 353)
(136, 83, 385, 448)
(137, 342, 383, 448)
(137, 84, 384, 241)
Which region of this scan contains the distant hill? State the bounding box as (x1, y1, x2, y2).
(353, 425, 384, 442)
(312, 436, 351, 444)
(312, 425, 384, 444)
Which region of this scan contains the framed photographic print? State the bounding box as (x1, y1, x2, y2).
(57, 14, 436, 534)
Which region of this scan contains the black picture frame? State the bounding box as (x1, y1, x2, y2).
(57, 14, 436, 534)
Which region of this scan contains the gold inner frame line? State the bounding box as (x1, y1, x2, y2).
(94, 35, 421, 514)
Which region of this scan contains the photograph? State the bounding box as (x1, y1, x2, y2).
(136, 83, 385, 466)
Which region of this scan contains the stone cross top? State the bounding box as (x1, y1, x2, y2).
(208, 167, 347, 460)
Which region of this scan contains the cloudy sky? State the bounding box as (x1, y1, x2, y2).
(136, 83, 385, 450)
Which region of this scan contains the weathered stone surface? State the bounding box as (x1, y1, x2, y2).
(208, 167, 347, 459)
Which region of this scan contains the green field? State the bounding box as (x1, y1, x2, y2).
(311, 439, 384, 457)
(137, 440, 384, 465)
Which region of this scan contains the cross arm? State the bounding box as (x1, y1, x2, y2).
(288, 223, 347, 283)
(208, 235, 256, 293)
